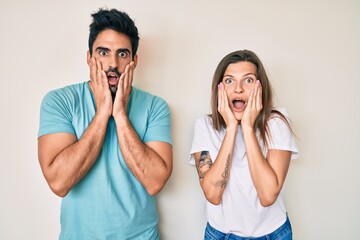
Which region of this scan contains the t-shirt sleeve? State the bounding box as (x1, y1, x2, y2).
(188, 116, 211, 165)
(38, 90, 76, 138)
(267, 112, 300, 160)
(143, 97, 172, 145)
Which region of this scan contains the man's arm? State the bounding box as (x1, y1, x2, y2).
(111, 62, 172, 195)
(38, 57, 113, 197)
(114, 117, 172, 196)
(38, 113, 109, 197)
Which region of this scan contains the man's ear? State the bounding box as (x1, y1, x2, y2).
(132, 54, 138, 69)
(87, 51, 91, 66)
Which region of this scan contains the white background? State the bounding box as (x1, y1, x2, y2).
(0, 0, 359, 239)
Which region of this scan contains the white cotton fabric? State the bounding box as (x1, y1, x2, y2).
(189, 108, 299, 237)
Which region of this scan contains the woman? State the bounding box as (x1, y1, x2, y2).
(189, 50, 299, 240)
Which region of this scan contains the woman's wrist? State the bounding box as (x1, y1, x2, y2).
(242, 125, 255, 135)
(226, 123, 238, 133)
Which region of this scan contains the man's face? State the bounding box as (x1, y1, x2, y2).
(88, 29, 137, 94)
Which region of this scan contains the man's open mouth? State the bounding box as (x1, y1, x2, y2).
(107, 73, 120, 86)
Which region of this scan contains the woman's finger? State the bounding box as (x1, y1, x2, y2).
(255, 80, 262, 110)
(248, 89, 255, 110)
(217, 82, 223, 111)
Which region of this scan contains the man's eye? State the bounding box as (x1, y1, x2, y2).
(118, 52, 128, 58)
(99, 51, 108, 56)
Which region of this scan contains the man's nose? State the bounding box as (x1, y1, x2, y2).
(108, 55, 118, 69)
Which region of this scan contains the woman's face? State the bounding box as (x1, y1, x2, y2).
(221, 61, 257, 120)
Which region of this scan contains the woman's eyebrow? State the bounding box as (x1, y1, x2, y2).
(243, 73, 256, 77)
(223, 74, 234, 78)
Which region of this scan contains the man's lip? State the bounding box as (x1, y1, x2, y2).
(107, 74, 119, 78)
(108, 76, 119, 85)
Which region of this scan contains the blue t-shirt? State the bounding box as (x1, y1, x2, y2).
(38, 82, 172, 240)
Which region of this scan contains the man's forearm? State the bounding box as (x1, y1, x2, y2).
(114, 115, 172, 195)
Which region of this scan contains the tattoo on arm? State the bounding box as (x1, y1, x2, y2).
(197, 151, 213, 179)
(214, 153, 230, 188)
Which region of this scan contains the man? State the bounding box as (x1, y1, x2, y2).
(38, 8, 173, 240)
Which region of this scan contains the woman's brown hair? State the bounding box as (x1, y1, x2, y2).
(210, 49, 291, 147)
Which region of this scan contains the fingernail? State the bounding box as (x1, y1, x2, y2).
(218, 82, 222, 88)
(257, 80, 261, 85)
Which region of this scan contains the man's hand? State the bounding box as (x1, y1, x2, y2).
(112, 61, 135, 118)
(88, 57, 113, 118)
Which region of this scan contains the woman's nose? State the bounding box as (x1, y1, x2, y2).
(234, 82, 243, 93)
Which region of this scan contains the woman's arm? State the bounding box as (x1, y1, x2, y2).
(243, 127, 291, 207)
(242, 81, 291, 206)
(194, 124, 236, 205)
(194, 83, 238, 204)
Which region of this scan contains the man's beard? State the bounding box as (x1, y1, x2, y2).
(105, 68, 122, 101)
(110, 85, 117, 100)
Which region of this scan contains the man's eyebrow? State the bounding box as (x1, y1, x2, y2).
(117, 48, 130, 53)
(95, 46, 110, 52)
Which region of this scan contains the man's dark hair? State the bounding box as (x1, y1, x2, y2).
(88, 8, 140, 58)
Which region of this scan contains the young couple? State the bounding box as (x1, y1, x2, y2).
(38, 8, 299, 240)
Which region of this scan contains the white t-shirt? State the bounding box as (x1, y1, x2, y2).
(189, 109, 299, 237)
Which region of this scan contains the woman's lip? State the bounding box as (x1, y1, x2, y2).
(231, 101, 246, 112)
(231, 106, 244, 112)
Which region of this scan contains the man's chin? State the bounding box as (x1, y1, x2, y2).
(109, 85, 117, 93)
(110, 86, 117, 100)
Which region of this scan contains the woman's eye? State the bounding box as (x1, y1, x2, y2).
(99, 51, 107, 56)
(224, 79, 233, 84)
(244, 77, 254, 84)
(118, 51, 128, 58)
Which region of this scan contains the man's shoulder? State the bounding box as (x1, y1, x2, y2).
(132, 87, 157, 98)
(48, 81, 87, 94)
(131, 87, 168, 105)
(44, 82, 88, 100)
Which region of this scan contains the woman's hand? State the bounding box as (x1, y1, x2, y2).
(242, 80, 262, 131)
(218, 82, 238, 129)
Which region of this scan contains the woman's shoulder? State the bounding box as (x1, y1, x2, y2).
(193, 114, 226, 138)
(267, 107, 294, 134)
(269, 107, 291, 122)
(194, 114, 213, 127)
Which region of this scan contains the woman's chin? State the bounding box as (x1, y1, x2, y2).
(233, 111, 243, 121)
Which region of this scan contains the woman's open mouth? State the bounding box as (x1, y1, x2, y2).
(232, 99, 246, 112)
